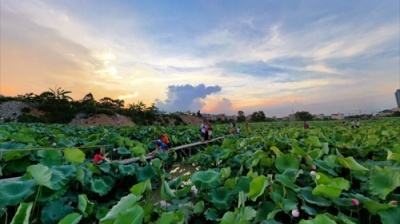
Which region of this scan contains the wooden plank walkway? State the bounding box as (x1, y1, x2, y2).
(0, 136, 225, 182)
(117, 136, 224, 164)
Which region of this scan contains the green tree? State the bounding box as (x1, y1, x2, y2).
(237, 110, 245, 122)
(294, 111, 313, 121)
(250, 111, 267, 122)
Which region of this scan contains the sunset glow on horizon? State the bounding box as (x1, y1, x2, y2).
(1, 0, 399, 117)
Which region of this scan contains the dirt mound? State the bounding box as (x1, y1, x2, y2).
(178, 114, 204, 126)
(69, 113, 135, 126)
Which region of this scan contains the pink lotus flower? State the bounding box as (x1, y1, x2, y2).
(351, 199, 359, 206)
(291, 209, 300, 217)
(310, 171, 316, 176)
(390, 200, 398, 205)
(311, 165, 317, 170)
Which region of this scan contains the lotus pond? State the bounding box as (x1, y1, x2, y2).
(0, 118, 399, 224)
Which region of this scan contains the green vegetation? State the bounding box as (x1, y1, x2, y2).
(0, 118, 399, 223)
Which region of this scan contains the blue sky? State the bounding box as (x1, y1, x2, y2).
(1, 0, 399, 117)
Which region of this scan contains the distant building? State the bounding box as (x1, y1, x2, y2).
(396, 89, 400, 108)
(313, 114, 325, 120)
(331, 113, 345, 120)
(377, 110, 392, 117)
(288, 114, 296, 121)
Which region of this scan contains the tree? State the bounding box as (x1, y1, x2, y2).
(294, 111, 313, 121)
(237, 110, 245, 122)
(250, 111, 267, 122)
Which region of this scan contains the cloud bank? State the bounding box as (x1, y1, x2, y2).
(156, 84, 222, 112)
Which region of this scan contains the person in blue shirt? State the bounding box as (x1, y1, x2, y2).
(148, 139, 168, 156)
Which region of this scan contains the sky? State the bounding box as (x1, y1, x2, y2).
(1, 0, 399, 117)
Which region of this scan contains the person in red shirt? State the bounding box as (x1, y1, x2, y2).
(160, 132, 171, 148)
(93, 148, 109, 163)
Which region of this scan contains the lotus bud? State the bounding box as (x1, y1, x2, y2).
(390, 200, 398, 205)
(351, 199, 359, 206)
(311, 165, 316, 170)
(291, 209, 300, 217)
(113, 148, 117, 151)
(310, 171, 316, 176)
(115, 169, 119, 173)
(52, 142, 57, 146)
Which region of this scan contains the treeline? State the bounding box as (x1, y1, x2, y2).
(0, 87, 184, 125)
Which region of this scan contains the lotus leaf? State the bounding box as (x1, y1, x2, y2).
(275, 174, 299, 192)
(155, 211, 184, 224)
(204, 208, 218, 221)
(191, 170, 222, 190)
(10, 202, 32, 224)
(300, 187, 332, 207)
(161, 180, 176, 201)
(209, 187, 234, 210)
(378, 206, 400, 224)
(387, 150, 400, 162)
(10, 132, 35, 144)
(114, 204, 144, 224)
(248, 175, 270, 201)
(78, 194, 94, 217)
(136, 164, 157, 182)
(193, 201, 205, 215)
(58, 213, 82, 224)
(4, 150, 30, 162)
(337, 157, 368, 173)
(130, 179, 151, 196)
(27, 164, 53, 189)
(254, 201, 275, 222)
(41, 198, 74, 224)
(313, 159, 337, 176)
(220, 167, 231, 179)
(369, 169, 400, 199)
(308, 136, 322, 148)
(275, 154, 299, 173)
(90, 175, 115, 196)
(100, 194, 141, 224)
(301, 204, 318, 216)
(118, 164, 137, 176)
(299, 214, 336, 224)
(63, 148, 85, 164)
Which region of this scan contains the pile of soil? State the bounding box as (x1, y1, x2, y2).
(69, 113, 135, 126)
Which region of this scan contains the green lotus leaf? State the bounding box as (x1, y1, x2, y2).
(336, 213, 356, 224)
(3, 158, 31, 173)
(41, 198, 74, 224)
(56, 138, 76, 147)
(281, 198, 298, 212)
(191, 170, 222, 190)
(292, 145, 307, 156)
(0, 129, 11, 140)
(254, 201, 275, 223)
(274, 154, 299, 173)
(90, 176, 115, 196)
(312, 185, 344, 198)
(270, 146, 283, 156)
(3, 151, 30, 162)
(100, 194, 141, 224)
(275, 174, 300, 192)
(10, 132, 35, 144)
(378, 206, 400, 224)
(299, 214, 336, 224)
(86, 163, 102, 174)
(118, 164, 137, 176)
(369, 169, 400, 200)
(337, 157, 368, 173)
(151, 158, 162, 169)
(10, 202, 33, 224)
(161, 180, 176, 201)
(114, 204, 144, 224)
(300, 187, 332, 207)
(313, 159, 337, 176)
(58, 213, 82, 224)
(221, 167, 231, 179)
(130, 179, 151, 196)
(37, 150, 64, 166)
(0, 142, 26, 150)
(63, 148, 85, 164)
(204, 208, 218, 221)
(248, 175, 270, 201)
(100, 162, 112, 173)
(38, 186, 68, 203)
(155, 211, 184, 224)
(208, 187, 234, 210)
(308, 136, 322, 148)
(130, 146, 146, 156)
(387, 150, 400, 161)
(301, 204, 318, 216)
(136, 164, 157, 182)
(27, 164, 53, 189)
(117, 147, 131, 155)
(78, 194, 94, 217)
(193, 201, 205, 215)
(220, 211, 235, 224)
